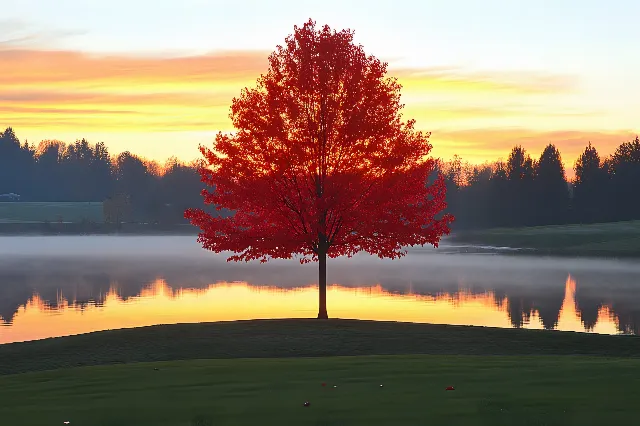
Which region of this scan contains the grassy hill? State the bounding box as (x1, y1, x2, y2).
(1, 319, 638, 376)
(1, 319, 640, 425)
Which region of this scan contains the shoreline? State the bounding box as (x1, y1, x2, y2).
(449, 220, 640, 258)
(2, 220, 639, 258)
(0, 222, 200, 236)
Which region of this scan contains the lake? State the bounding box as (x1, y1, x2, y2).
(1, 236, 639, 344)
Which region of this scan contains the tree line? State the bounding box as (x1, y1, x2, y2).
(437, 137, 640, 229)
(0, 127, 208, 224)
(1, 126, 638, 228)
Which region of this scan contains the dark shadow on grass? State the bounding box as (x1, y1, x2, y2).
(0, 319, 639, 376)
(190, 414, 214, 426)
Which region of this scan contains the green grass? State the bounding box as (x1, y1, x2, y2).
(0, 201, 103, 223)
(1, 319, 639, 376)
(450, 220, 640, 257)
(2, 354, 640, 425)
(1, 320, 639, 425)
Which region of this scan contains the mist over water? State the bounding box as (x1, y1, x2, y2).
(1, 236, 639, 343)
(0, 236, 210, 259)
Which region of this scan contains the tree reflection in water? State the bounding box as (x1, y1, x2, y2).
(0, 254, 638, 343)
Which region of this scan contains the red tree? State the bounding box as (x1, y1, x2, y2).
(186, 19, 453, 319)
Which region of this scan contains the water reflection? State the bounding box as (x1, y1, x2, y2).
(0, 251, 637, 343)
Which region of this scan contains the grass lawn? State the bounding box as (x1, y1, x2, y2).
(449, 220, 640, 257)
(2, 320, 640, 425)
(2, 354, 640, 425)
(0, 201, 103, 223)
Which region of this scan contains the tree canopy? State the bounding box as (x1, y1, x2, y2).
(186, 19, 453, 265)
(185, 19, 453, 318)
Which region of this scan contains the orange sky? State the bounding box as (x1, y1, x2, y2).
(1, 40, 638, 179)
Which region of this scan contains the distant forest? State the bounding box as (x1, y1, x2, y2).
(1, 126, 639, 229)
(437, 137, 640, 228)
(0, 127, 208, 225)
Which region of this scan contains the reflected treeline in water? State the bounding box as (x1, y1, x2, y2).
(0, 252, 639, 342)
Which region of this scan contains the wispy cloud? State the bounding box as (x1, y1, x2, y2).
(403, 104, 598, 123)
(1, 45, 632, 174)
(0, 19, 86, 48)
(0, 48, 270, 87)
(0, 47, 270, 131)
(391, 66, 577, 95)
(0, 46, 585, 134)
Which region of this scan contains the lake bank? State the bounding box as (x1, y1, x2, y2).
(0, 221, 199, 235)
(1, 319, 639, 376)
(2, 220, 639, 258)
(450, 220, 640, 258)
(2, 354, 639, 425)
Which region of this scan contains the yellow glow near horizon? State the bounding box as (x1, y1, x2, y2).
(0, 275, 620, 344)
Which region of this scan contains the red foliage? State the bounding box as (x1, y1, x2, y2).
(185, 19, 453, 316)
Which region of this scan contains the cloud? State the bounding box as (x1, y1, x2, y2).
(0, 47, 271, 132)
(0, 48, 271, 86)
(402, 104, 598, 123)
(390, 66, 577, 95)
(0, 19, 86, 49)
(1, 45, 633, 174)
(0, 46, 586, 134)
(0, 90, 234, 108)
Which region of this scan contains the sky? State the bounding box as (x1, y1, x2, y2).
(2, 0, 639, 177)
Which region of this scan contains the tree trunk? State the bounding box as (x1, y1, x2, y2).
(317, 245, 329, 319)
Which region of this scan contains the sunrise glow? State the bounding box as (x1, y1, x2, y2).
(3, 0, 639, 173)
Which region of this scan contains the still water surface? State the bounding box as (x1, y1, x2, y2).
(1, 236, 639, 344)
